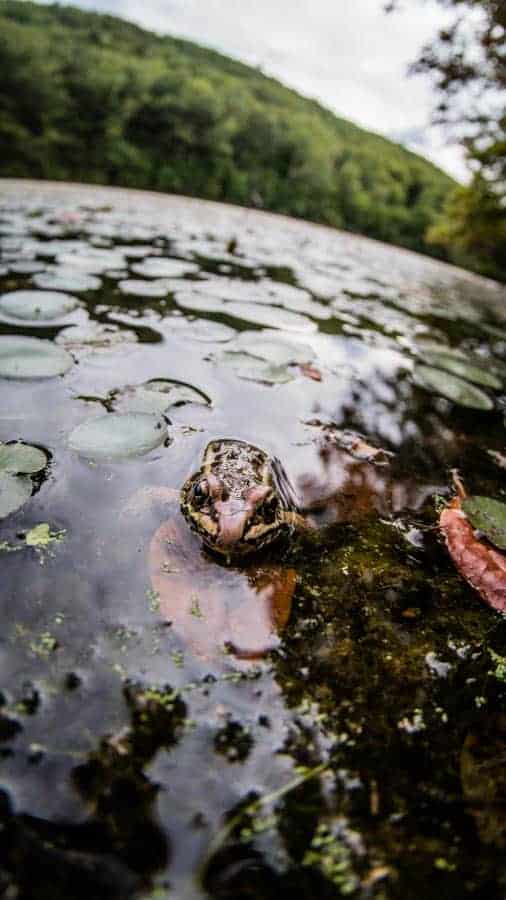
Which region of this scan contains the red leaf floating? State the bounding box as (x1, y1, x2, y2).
(299, 363, 322, 382)
(440, 496, 506, 613)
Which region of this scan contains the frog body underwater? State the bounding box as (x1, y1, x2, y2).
(180, 438, 306, 561)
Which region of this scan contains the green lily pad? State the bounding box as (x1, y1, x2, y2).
(215, 350, 294, 384)
(68, 413, 167, 460)
(0, 442, 47, 474)
(112, 387, 171, 415)
(118, 279, 170, 298)
(145, 380, 211, 407)
(0, 289, 78, 321)
(234, 330, 315, 366)
(175, 292, 317, 333)
(424, 351, 502, 390)
(0, 473, 32, 518)
(9, 261, 45, 275)
(33, 269, 102, 292)
(131, 258, 198, 278)
(413, 365, 493, 411)
(0, 336, 74, 378)
(111, 380, 211, 414)
(462, 496, 506, 551)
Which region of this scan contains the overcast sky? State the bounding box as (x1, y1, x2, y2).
(55, 0, 467, 181)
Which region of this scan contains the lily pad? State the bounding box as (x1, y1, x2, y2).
(0, 289, 78, 321)
(175, 292, 316, 333)
(56, 322, 137, 352)
(131, 258, 198, 278)
(214, 350, 294, 384)
(0, 473, 32, 518)
(68, 413, 167, 460)
(112, 387, 171, 416)
(413, 365, 493, 410)
(112, 380, 211, 414)
(462, 496, 506, 551)
(118, 279, 170, 298)
(58, 249, 126, 273)
(32, 269, 102, 292)
(0, 336, 74, 379)
(9, 260, 45, 275)
(0, 442, 47, 474)
(169, 318, 235, 343)
(145, 379, 211, 407)
(424, 351, 502, 390)
(234, 330, 315, 366)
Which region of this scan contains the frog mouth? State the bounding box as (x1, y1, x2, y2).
(215, 508, 251, 548)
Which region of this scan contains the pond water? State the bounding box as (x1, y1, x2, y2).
(0, 180, 505, 900)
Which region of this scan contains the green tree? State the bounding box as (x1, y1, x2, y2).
(387, 0, 506, 279)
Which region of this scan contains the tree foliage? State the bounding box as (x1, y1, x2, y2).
(388, 0, 506, 280)
(0, 0, 459, 262)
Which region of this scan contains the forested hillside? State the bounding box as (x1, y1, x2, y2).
(0, 0, 456, 258)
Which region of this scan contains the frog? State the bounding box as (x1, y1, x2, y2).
(124, 439, 306, 662)
(125, 434, 429, 663)
(179, 438, 307, 561)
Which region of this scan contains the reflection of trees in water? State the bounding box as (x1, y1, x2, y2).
(1, 683, 185, 899)
(326, 367, 503, 489)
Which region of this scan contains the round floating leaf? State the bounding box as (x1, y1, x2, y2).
(234, 330, 315, 365)
(0, 289, 78, 321)
(0, 336, 74, 379)
(424, 351, 502, 390)
(58, 250, 126, 273)
(131, 257, 198, 278)
(413, 365, 493, 410)
(175, 292, 316, 333)
(145, 379, 211, 406)
(462, 496, 506, 551)
(112, 380, 211, 414)
(112, 387, 171, 416)
(215, 351, 294, 384)
(0, 442, 47, 474)
(118, 279, 170, 298)
(169, 318, 235, 343)
(9, 260, 45, 275)
(33, 269, 102, 292)
(68, 413, 167, 460)
(56, 322, 137, 352)
(0, 473, 32, 518)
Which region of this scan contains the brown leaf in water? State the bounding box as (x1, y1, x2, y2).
(439, 496, 506, 613)
(299, 363, 322, 381)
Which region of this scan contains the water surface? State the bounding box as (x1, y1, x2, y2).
(1, 181, 506, 900)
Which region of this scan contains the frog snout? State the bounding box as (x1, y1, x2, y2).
(215, 501, 251, 547)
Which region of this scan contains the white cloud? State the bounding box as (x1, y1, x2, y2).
(50, 0, 469, 181)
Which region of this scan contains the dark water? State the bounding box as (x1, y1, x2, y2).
(0, 180, 505, 900)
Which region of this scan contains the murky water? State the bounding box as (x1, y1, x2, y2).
(1, 180, 505, 899)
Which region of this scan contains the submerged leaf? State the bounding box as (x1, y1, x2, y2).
(0, 289, 78, 321)
(424, 351, 502, 390)
(461, 496, 506, 551)
(0, 442, 47, 474)
(413, 364, 493, 410)
(68, 412, 167, 460)
(0, 336, 74, 378)
(440, 496, 506, 613)
(0, 473, 32, 518)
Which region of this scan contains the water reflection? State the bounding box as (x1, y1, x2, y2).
(0, 182, 505, 898)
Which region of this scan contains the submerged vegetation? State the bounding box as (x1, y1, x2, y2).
(0, 0, 456, 262)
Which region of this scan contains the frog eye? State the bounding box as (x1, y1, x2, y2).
(261, 495, 279, 522)
(193, 480, 209, 503)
